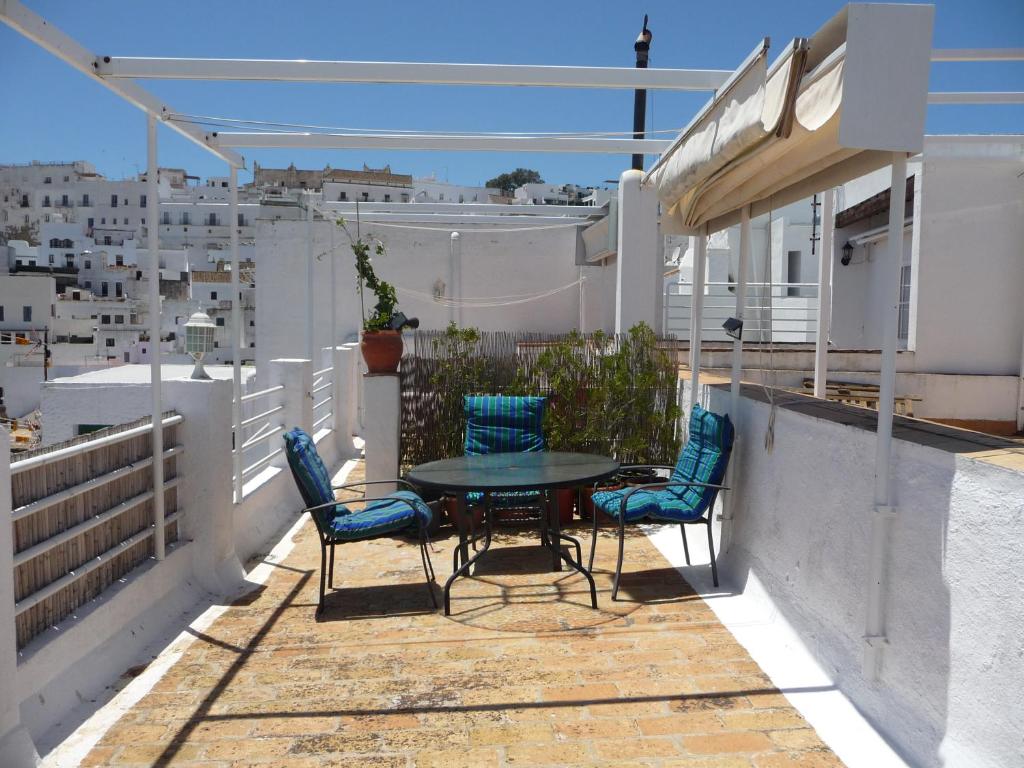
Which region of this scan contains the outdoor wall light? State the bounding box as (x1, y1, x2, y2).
(841, 241, 854, 265)
(184, 310, 216, 379)
(722, 317, 743, 341)
(388, 312, 420, 332)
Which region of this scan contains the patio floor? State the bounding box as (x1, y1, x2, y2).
(79, 466, 843, 768)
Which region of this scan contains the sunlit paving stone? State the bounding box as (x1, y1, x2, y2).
(81, 460, 843, 767)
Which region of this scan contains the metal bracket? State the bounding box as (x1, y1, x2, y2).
(863, 634, 889, 649)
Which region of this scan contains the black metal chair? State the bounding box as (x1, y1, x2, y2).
(283, 428, 436, 614)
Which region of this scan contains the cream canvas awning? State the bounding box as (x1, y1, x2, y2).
(648, 4, 935, 234)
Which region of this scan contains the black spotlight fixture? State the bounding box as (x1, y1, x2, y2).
(388, 312, 420, 331)
(722, 317, 743, 341)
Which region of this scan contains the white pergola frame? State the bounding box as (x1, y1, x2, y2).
(3, 0, 1021, 644)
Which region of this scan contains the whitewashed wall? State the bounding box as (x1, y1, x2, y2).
(703, 383, 1024, 768)
(255, 217, 614, 376)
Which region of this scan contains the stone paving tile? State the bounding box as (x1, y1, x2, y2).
(83, 461, 844, 767)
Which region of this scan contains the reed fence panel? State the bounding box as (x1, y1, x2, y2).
(400, 328, 681, 472)
(10, 413, 181, 650)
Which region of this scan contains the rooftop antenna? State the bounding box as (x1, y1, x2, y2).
(632, 14, 652, 171)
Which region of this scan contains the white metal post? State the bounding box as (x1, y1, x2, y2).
(865, 153, 908, 680)
(305, 193, 315, 360)
(813, 189, 835, 398)
(229, 166, 242, 504)
(330, 220, 337, 348)
(146, 115, 165, 560)
(450, 232, 462, 327)
(730, 207, 751, 418)
(688, 226, 708, 414)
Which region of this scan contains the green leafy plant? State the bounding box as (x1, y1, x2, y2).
(336, 217, 397, 331)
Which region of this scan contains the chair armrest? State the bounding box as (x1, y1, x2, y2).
(332, 478, 417, 492)
(304, 494, 425, 517)
(617, 464, 676, 472)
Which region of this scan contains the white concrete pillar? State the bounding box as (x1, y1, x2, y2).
(164, 378, 246, 596)
(615, 169, 660, 334)
(730, 208, 751, 419)
(865, 154, 909, 681)
(688, 227, 708, 414)
(363, 373, 400, 494)
(813, 189, 836, 398)
(334, 344, 359, 451)
(269, 358, 313, 467)
(146, 115, 165, 561)
(0, 428, 40, 767)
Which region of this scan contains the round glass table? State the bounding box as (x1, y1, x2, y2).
(407, 452, 619, 615)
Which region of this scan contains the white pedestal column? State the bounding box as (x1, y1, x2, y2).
(0, 428, 41, 767)
(363, 373, 401, 495)
(164, 378, 246, 596)
(615, 169, 660, 334)
(269, 358, 313, 467)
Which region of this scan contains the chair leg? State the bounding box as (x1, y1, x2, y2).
(328, 543, 336, 588)
(680, 523, 691, 565)
(612, 514, 626, 601)
(588, 503, 599, 571)
(419, 525, 438, 609)
(317, 543, 327, 615)
(706, 517, 719, 588)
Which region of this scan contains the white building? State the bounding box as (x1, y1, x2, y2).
(412, 175, 498, 204)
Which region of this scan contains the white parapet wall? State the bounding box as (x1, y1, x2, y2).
(699, 382, 1024, 768)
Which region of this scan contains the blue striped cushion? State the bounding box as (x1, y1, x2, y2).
(283, 427, 347, 528)
(666, 405, 734, 514)
(326, 490, 432, 540)
(464, 396, 546, 455)
(591, 488, 659, 522)
(465, 489, 544, 507)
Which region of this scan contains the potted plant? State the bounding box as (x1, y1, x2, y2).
(336, 215, 403, 373)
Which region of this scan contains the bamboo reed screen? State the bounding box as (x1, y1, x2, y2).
(399, 329, 681, 473)
(10, 413, 180, 650)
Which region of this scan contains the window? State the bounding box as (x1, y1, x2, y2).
(180, 212, 190, 225)
(72, 291, 80, 301)
(161, 212, 171, 225)
(100, 217, 106, 225)
(401, 193, 409, 203)
(101, 282, 109, 297)
(49, 255, 55, 265)
(61, 194, 69, 206)
(439, 193, 445, 201)
(44, 176, 51, 184)
(207, 213, 219, 226)
(23, 306, 32, 322)
(114, 315, 124, 324)
(216, 317, 225, 327)
(20, 194, 28, 207)
(213, 341, 219, 348)
(210, 291, 218, 300)
(87, 217, 94, 228)
(115, 255, 124, 266)
(0, 306, 4, 321)
(43, 196, 50, 207)
(63, 175, 69, 182)
(249, 320, 254, 326)
(101, 314, 110, 324)
(384, 194, 391, 202)
(115, 282, 123, 298)
(83, 280, 91, 289)
(111, 194, 118, 207)
(104, 236, 112, 245)
(84, 259, 91, 269)
(237, 213, 245, 226)
(130, 313, 138, 325)
(50, 238, 60, 247)
(123, 218, 129, 226)
(786, 251, 802, 297)
(338, 191, 347, 201)
(65, 255, 74, 267)
(105, 338, 115, 347)
(82, 194, 90, 207)
(140, 195, 146, 208)
(361, 192, 369, 201)
(898, 264, 912, 344)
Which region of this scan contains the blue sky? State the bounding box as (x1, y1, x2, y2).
(1, 0, 1021, 187)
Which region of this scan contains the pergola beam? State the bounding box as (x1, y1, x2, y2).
(0, 0, 244, 167)
(928, 91, 1024, 104)
(211, 132, 672, 154)
(97, 57, 732, 91)
(930, 48, 1024, 62)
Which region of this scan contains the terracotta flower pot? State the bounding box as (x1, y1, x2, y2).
(361, 329, 403, 373)
(551, 487, 576, 525)
(443, 496, 485, 532)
